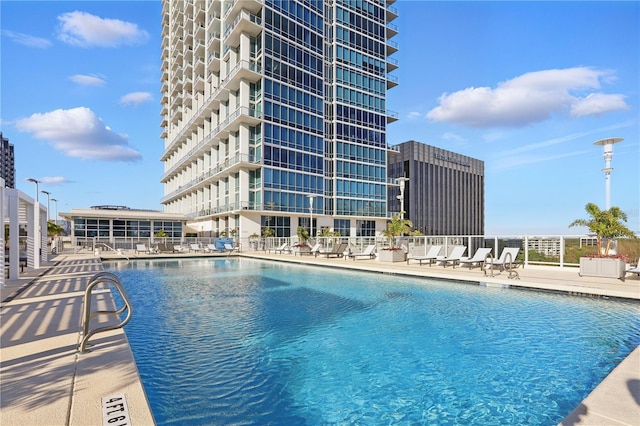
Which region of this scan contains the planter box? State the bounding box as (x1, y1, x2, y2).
(579, 257, 626, 280)
(378, 249, 406, 262)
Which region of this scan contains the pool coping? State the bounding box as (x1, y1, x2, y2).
(1, 252, 638, 425)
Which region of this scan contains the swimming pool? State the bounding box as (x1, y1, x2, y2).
(105, 258, 640, 425)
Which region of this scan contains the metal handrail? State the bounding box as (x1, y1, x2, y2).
(484, 252, 520, 279)
(482, 252, 493, 275)
(95, 242, 130, 261)
(504, 252, 520, 280)
(79, 272, 133, 353)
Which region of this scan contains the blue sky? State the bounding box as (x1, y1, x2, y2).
(1, 1, 638, 235)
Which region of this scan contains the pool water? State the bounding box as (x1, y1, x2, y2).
(104, 258, 640, 425)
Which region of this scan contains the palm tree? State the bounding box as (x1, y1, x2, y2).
(47, 221, 65, 237)
(382, 212, 413, 249)
(569, 203, 636, 256)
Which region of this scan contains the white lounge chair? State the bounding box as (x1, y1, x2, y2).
(270, 243, 291, 254)
(487, 247, 521, 271)
(625, 258, 640, 277)
(295, 242, 321, 256)
(407, 245, 442, 266)
(190, 243, 202, 252)
(224, 243, 240, 253)
(436, 245, 467, 268)
(317, 242, 348, 258)
(135, 243, 150, 254)
(348, 244, 376, 260)
(204, 244, 221, 253)
(458, 247, 493, 269)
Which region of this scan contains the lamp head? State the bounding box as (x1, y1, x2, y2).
(41, 190, 51, 196)
(26, 177, 41, 184)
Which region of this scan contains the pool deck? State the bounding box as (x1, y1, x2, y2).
(1, 251, 639, 425)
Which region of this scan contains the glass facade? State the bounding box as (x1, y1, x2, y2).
(160, 0, 398, 237)
(73, 218, 183, 239)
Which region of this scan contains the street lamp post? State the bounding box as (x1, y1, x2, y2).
(308, 195, 316, 239)
(593, 137, 623, 210)
(397, 176, 409, 220)
(26, 178, 42, 265)
(51, 198, 58, 224)
(41, 190, 51, 221)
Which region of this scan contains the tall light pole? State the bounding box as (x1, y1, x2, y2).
(593, 137, 623, 210)
(26, 178, 42, 264)
(397, 176, 409, 220)
(308, 194, 316, 239)
(41, 190, 51, 221)
(51, 198, 59, 224)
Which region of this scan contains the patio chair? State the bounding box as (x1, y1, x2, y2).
(270, 243, 291, 254)
(347, 244, 376, 260)
(204, 244, 221, 253)
(316, 242, 348, 258)
(295, 242, 321, 256)
(135, 243, 150, 254)
(625, 258, 640, 277)
(458, 247, 493, 269)
(224, 243, 240, 253)
(407, 245, 442, 266)
(190, 243, 202, 253)
(435, 245, 467, 268)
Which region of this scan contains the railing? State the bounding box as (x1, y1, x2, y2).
(95, 242, 130, 261)
(78, 272, 132, 354)
(70, 234, 640, 270)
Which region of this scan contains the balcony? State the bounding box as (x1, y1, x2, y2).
(160, 153, 261, 204)
(386, 74, 398, 90)
(386, 56, 398, 73)
(220, 59, 262, 92)
(223, 9, 262, 48)
(223, 0, 262, 24)
(386, 22, 398, 39)
(386, 38, 398, 56)
(386, 4, 399, 22)
(386, 109, 399, 124)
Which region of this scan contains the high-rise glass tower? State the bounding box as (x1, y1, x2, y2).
(160, 0, 398, 239)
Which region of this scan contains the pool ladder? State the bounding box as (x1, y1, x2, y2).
(483, 252, 520, 280)
(78, 272, 133, 353)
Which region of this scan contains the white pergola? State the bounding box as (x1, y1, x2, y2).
(1, 181, 48, 285)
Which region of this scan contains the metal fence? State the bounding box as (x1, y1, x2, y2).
(63, 234, 640, 268)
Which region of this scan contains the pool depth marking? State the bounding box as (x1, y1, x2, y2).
(101, 393, 131, 426)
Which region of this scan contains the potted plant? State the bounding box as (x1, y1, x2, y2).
(249, 232, 260, 250)
(292, 226, 311, 255)
(569, 203, 637, 279)
(379, 213, 413, 262)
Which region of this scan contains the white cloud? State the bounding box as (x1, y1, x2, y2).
(15, 107, 142, 162)
(120, 91, 153, 106)
(442, 132, 466, 143)
(492, 149, 592, 172)
(57, 11, 149, 47)
(41, 176, 72, 185)
(490, 120, 635, 171)
(570, 93, 629, 117)
(2, 30, 52, 48)
(407, 111, 422, 119)
(427, 67, 629, 128)
(69, 74, 107, 86)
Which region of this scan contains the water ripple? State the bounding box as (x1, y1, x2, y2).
(106, 259, 640, 425)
